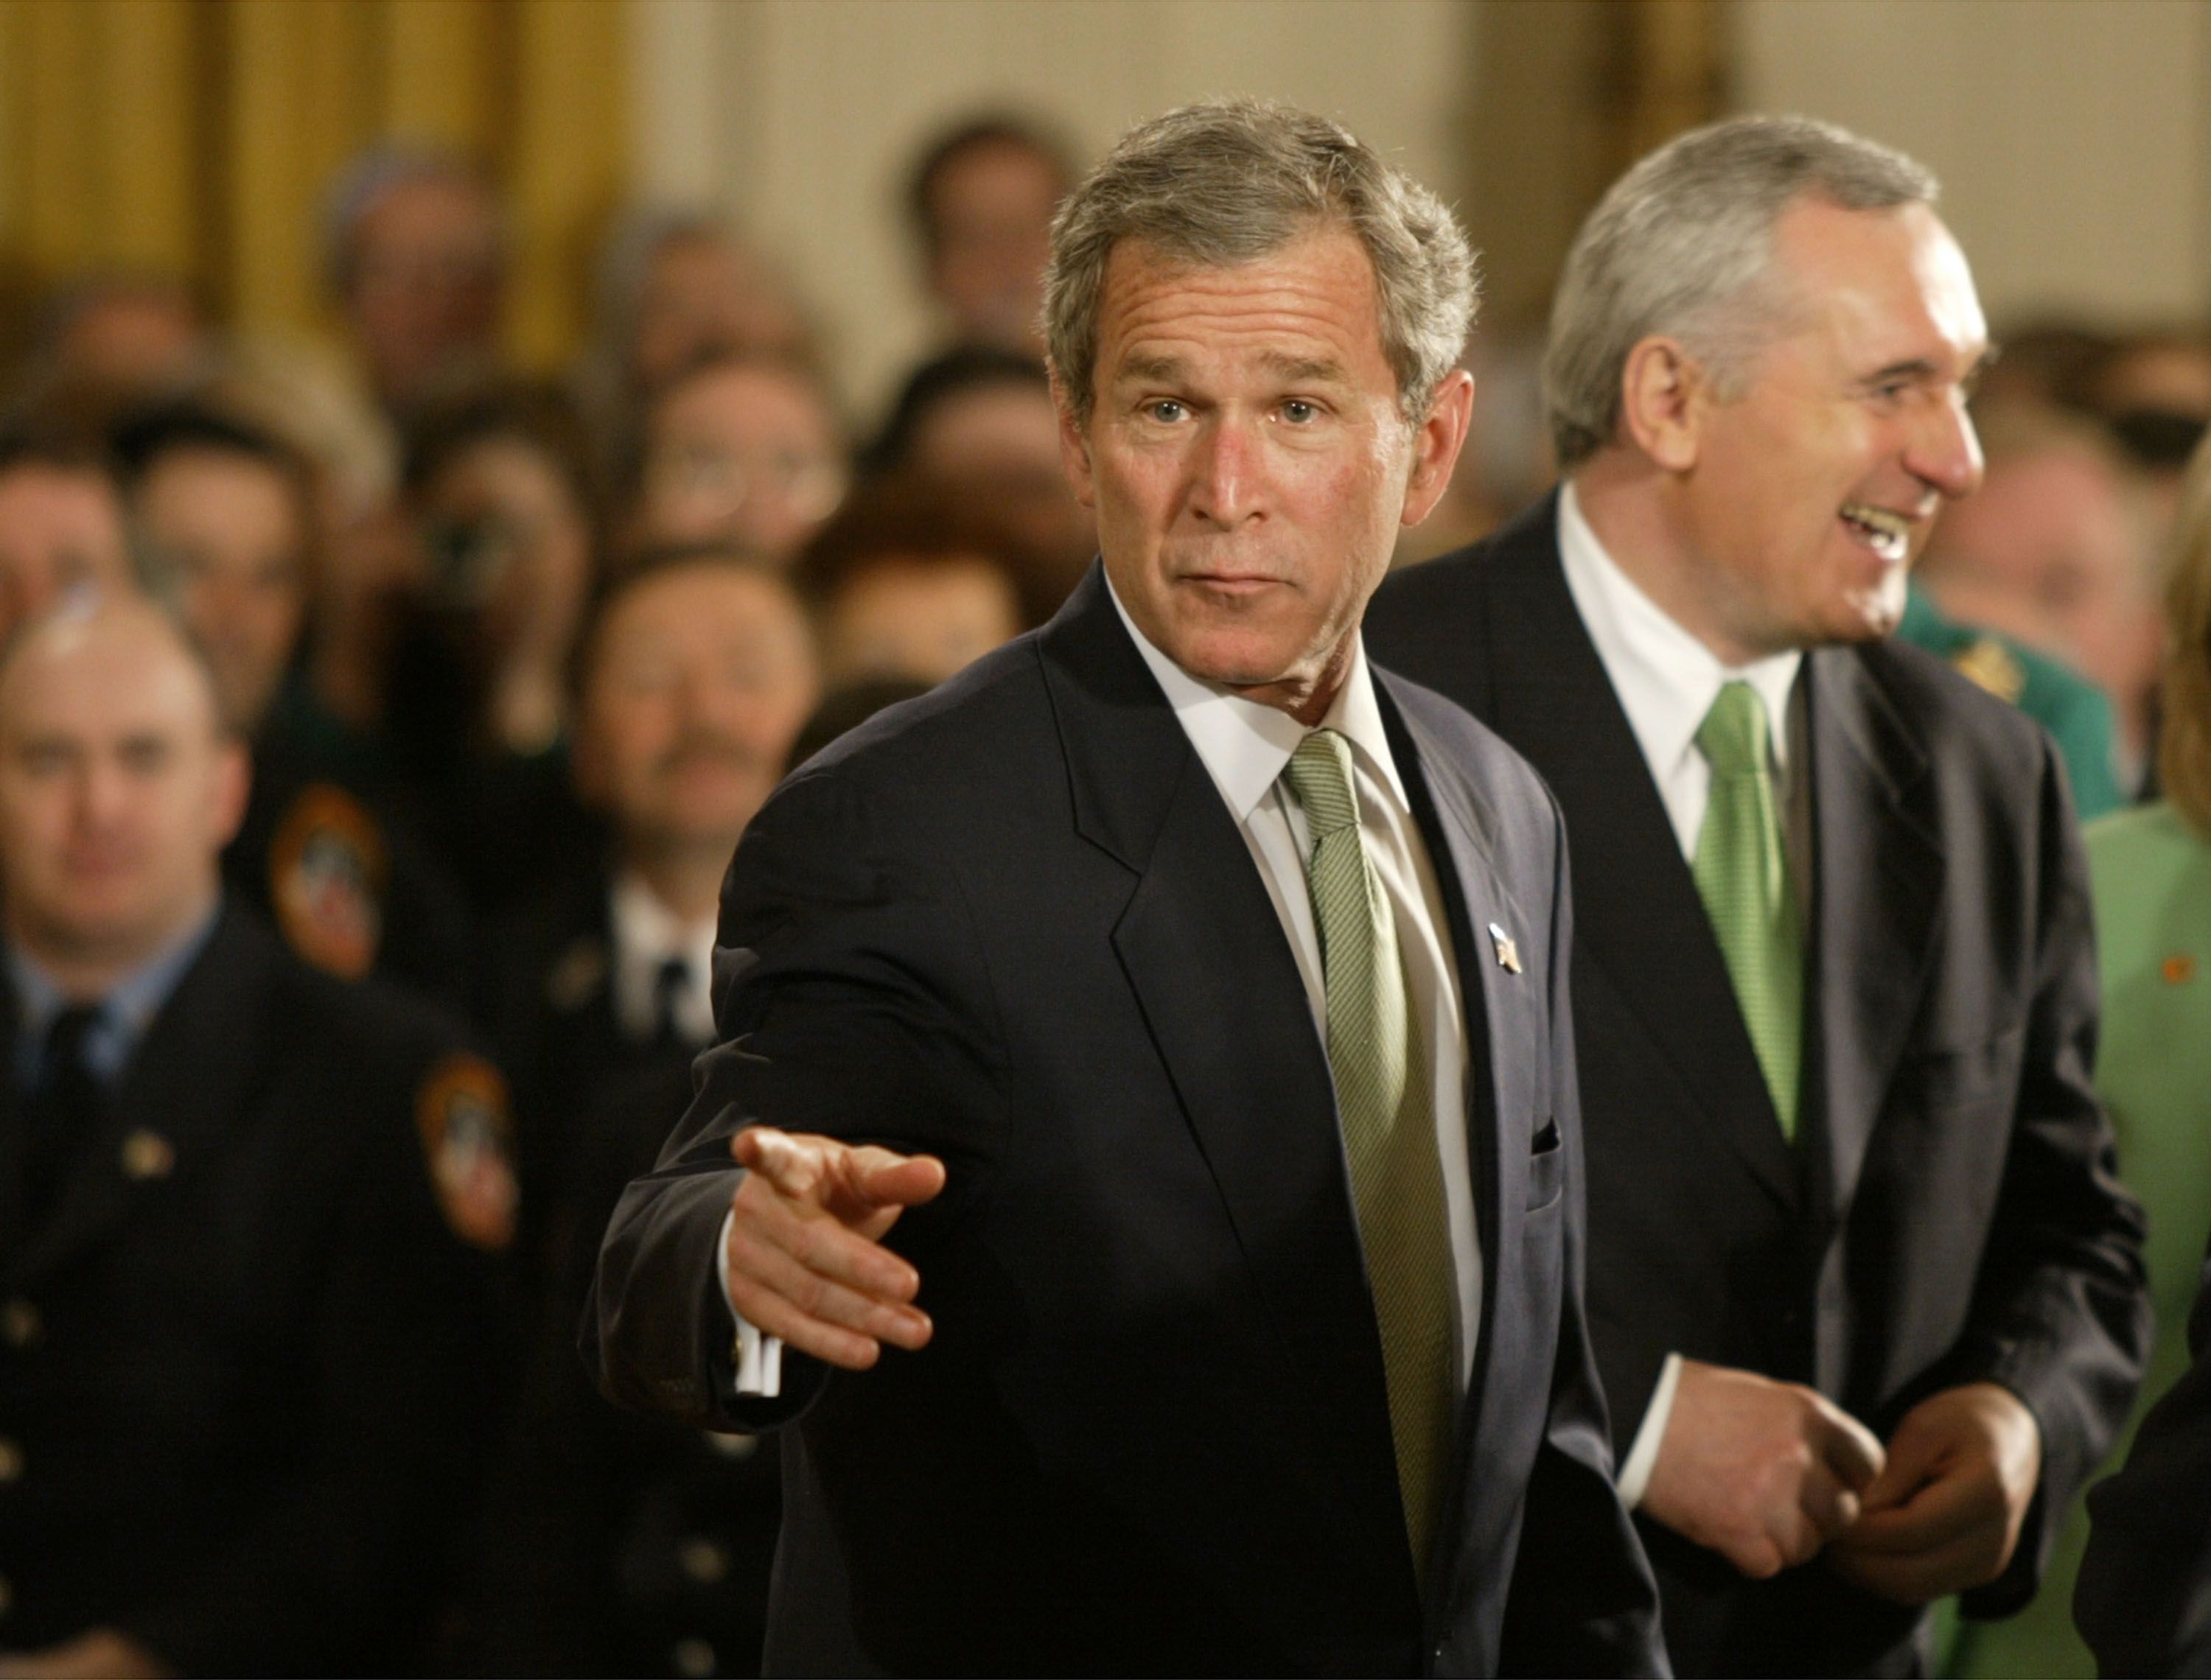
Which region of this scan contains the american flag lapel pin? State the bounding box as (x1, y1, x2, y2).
(1488, 921, 1521, 974)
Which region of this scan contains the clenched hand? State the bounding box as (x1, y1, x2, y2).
(1641, 1358, 1887, 1578)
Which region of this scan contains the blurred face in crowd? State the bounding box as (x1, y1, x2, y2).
(1635, 197, 1987, 659)
(910, 379, 1094, 577)
(575, 562, 818, 860)
(925, 139, 1062, 351)
(1924, 442, 2161, 745)
(0, 601, 247, 981)
(343, 174, 504, 409)
(52, 283, 206, 409)
(135, 447, 311, 735)
(821, 553, 1024, 687)
(0, 464, 135, 637)
(631, 231, 808, 392)
(640, 363, 847, 566)
(418, 433, 595, 675)
(1060, 226, 1469, 721)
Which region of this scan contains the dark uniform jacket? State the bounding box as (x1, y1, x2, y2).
(2078, 1239, 2211, 1677)
(584, 568, 1666, 1678)
(475, 1059, 780, 1680)
(1364, 495, 2151, 1676)
(0, 906, 505, 1675)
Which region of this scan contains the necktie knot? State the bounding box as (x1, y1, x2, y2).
(40, 1003, 103, 1088)
(652, 956, 693, 1046)
(1697, 681, 1771, 779)
(1284, 729, 1360, 838)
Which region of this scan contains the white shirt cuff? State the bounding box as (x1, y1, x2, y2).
(715, 1207, 783, 1398)
(1615, 1351, 1684, 1508)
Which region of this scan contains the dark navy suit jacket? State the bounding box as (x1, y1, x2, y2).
(585, 567, 1665, 1676)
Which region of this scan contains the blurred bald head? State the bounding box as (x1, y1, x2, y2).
(0, 596, 247, 992)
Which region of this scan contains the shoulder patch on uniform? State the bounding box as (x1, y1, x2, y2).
(271, 783, 390, 980)
(416, 1052, 519, 1251)
(1949, 637, 2026, 705)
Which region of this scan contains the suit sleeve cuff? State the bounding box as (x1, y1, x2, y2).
(1616, 1351, 1683, 1508)
(715, 1207, 783, 1399)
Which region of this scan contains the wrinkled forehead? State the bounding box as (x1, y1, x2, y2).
(1092, 228, 1389, 375)
(1767, 198, 1987, 365)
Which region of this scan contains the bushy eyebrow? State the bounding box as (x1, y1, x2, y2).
(1111, 351, 1352, 388)
(1857, 345, 1997, 391)
(1114, 353, 1187, 388)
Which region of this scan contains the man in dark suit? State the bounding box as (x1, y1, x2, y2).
(0, 594, 506, 1673)
(587, 101, 1666, 1676)
(1363, 116, 2148, 1676)
(472, 552, 814, 1676)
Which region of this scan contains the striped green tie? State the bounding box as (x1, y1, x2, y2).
(1692, 682, 1803, 1138)
(1282, 728, 1456, 1564)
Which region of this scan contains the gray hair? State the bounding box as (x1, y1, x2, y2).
(1545, 114, 1938, 469)
(1044, 99, 1477, 426)
(320, 144, 505, 296)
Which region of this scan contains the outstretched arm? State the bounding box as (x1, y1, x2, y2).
(583, 763, 1003, 1431)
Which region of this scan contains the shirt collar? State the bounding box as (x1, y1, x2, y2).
(1556, 478, 1803, 780)
(1106, 575, 1409, 821)
(609, 872, 717, 973)
(9, 897, 222, 1079)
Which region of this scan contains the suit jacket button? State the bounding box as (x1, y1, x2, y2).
(671, 1636, 716, 1676)
(1, 1301, 38, 1350)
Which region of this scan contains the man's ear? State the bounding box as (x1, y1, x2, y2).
(1401, 368, 1475, 528)
(209, 738, 253, 852)
(1049, 365, 1097, 511)
(1618, 337, 1713, 473)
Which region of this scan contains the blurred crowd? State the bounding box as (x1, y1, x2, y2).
(0, 102, 2207, 1680)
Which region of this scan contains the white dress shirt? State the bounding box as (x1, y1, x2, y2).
(724, 583, 1487, 1401)
(1555, 478, 1802, 1504)
(1109, 583, 1484, 1390)
(608, 872, 718, 1046)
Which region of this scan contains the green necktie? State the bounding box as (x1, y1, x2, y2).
(1692, 682, 1803, 1138)
(1282, 729, 1456, 1564)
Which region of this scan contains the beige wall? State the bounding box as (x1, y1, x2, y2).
(1736, 0, 2211, 330)
(630, 0, 2211, 421)
(630, 0, 1477, 421)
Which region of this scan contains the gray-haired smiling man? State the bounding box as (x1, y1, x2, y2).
(586, 101, 1666, 1676)
(1366, 115, 2148, 1676)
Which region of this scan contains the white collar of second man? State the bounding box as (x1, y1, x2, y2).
(1106, 573, 1410, 823)
(1556, 477, 1803, 780)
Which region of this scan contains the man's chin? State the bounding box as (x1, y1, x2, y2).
(1843, 570, 1910, 640)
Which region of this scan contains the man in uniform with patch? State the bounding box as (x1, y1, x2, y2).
(0, 593, 509, 1673)
(471, 548, 816, 1677)
(116, 400, 475, 1007)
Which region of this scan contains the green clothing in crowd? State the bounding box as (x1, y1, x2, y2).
(1960, 799, 2211, 1678)
(1895, 587, 2126, 820)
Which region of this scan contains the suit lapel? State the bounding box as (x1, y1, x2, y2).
(1803, 649, 1943, 1237)
(1374, 679, 1509, 1410)
(1484, 506, 1798, 1210)
(1037, 570, 1410, 1558)
(13, 911, 270, 1288)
